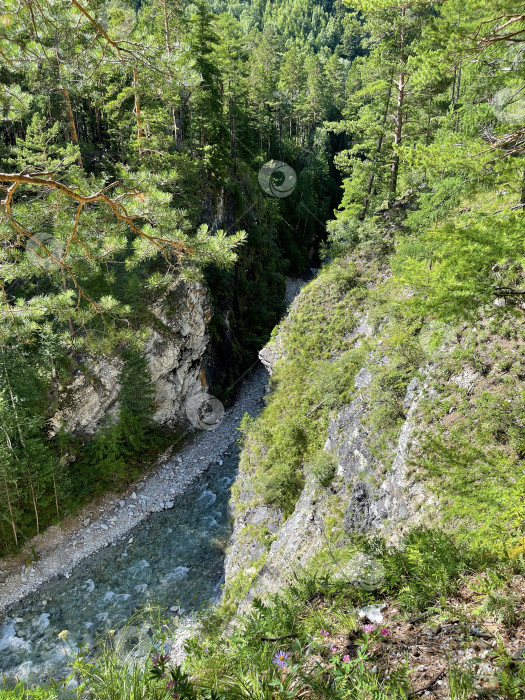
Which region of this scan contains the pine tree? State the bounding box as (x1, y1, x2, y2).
(117, 349, 156, 453)
(189, 0, 230, 178)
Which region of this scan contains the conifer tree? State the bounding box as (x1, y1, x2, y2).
(189, 1, 230, 177)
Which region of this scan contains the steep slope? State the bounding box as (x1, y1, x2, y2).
(225, 246, 525, 604)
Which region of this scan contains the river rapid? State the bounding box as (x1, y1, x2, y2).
(0, 367, 268, 688)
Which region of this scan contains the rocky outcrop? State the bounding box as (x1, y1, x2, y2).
(225, 301, 434, 606)
(49, 280, 212, 437)
(258, 276, 311, 376)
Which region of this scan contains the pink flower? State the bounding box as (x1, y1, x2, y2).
(319, 629, 330, 637)
(363, 624, 375, 634)
(342, 655, 351, 663)
(331, 646, 338, 653)
(380, 627, 389, 636)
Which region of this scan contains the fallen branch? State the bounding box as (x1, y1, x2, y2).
(260, 633, 298, 642)
(409, 666, 446, 696)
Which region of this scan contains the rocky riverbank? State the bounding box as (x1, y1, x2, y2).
(0, 365, 269, 615)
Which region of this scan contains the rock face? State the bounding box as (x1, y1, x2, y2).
(49, 280, 212, 436)
(225, 304, 434, 608)
(258, 276, 310, 376)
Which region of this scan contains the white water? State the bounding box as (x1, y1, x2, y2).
(0, 449, 239, 686)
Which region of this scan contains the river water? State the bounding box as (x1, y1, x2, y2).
(0, 445, 239, 686)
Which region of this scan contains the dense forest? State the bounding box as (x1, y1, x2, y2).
(0, 0, 356, 553)
(0, 0, 524, 697)
(0, 0, 523, 554)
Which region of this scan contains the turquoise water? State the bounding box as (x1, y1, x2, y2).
(0, 446, 238, 686)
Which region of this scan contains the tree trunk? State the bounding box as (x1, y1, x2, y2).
(133, 66, 143, 152)
(29, 481, 39, 535)
(61, 269, 75, 339)
(390, 6, 407, 204)
(362, 75, 393, 220)
(61, 88, 83, 168)
(52, 474, 60, 519)
(95, 104, 102, 141)
(163, 0, 171, 55)
(1, 349, 25, 448)
(2, 475, 18, 547)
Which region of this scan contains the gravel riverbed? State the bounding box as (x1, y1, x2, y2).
(0, 365, 268, 615)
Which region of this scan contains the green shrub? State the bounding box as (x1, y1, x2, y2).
(309, 448, 338, 487)
(0, 685, 58, 699)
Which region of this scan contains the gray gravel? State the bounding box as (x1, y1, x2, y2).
(0, 365, 268, 614)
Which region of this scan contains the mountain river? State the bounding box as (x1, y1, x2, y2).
(0, 445, 240, 687)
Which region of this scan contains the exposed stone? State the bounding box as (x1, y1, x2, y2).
(48, 280, 212, 437)
(226, 304, 435, 609)
(357, 604, 386, 624)
(0, 366, 268, 614)
(258, 277, 310, 375)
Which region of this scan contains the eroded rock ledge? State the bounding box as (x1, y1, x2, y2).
(49, 280, 212, 437)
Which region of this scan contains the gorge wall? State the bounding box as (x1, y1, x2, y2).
(225, 254, 525, 609)
(49, 280, 212, 437)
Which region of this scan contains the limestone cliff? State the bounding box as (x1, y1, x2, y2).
(49, 280, 211, 437)
(225, 257, 524, 609)
(225, 307, 433, 606)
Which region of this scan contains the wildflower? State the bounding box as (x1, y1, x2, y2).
(319, 629, 330, 637)
(363, 624, 375, 634)
(108, 629, 116, 637)
(152, 653, 170, 666)
(342, 655, 351, 663)
(58, 630, 68, 640)
(166, 680, 177, 690)
(331, 646, 338, 653)
(380, 627, 389, 637)
(272, 650, 290, 668)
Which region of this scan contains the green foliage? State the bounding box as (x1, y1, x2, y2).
(448, 663, 476, 700)
(73, 350, 161, 496)
(234, 262, 365, 515)
(309, 448, 338, 487)
(396, 214, 525, 321)
(0, 343, 64, 552)
(20, 530, 525, 698)
(116, 350, 156, 452)
(0, 0, 350, 553)
(69, 609, 177, 700)
(408, 319, 525, 551)
(0, 687, 58, 700)
(0, 341, 163, 556)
